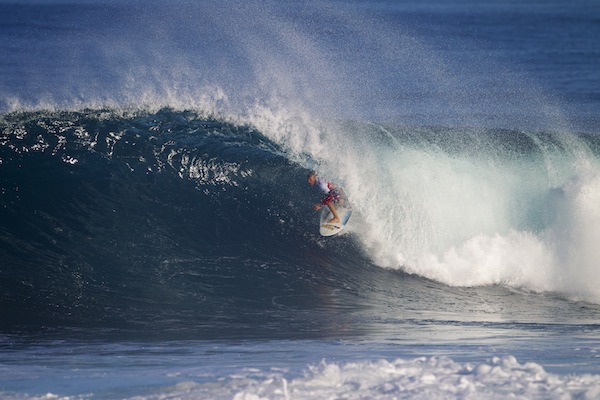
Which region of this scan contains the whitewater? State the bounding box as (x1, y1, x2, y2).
(1, 0, 600, 398)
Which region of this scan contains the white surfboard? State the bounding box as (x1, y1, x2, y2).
(319, 205, 352, 237)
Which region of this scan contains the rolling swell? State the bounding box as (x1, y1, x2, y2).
(0, 109, 367, 337)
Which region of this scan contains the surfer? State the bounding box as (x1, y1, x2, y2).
(307, 171, 342, 224)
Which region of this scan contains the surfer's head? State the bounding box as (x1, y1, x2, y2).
(307, 171, 317, 186)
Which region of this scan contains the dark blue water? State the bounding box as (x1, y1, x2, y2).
(1, 0, 600, 398)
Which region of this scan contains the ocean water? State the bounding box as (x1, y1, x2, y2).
(1, 0, 600, 398)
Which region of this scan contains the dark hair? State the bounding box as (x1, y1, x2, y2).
(307, 171, 316, 179)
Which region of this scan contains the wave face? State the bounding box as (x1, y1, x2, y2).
(0, 109, 346, 334)
(2, 109, 600, 337)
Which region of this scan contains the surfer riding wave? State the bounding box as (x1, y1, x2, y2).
(307, 171, 346, 224)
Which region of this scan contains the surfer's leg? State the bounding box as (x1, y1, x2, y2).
(325, 201, 341, 223)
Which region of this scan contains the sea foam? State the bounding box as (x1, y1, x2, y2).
(119, 356, 600, 399)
